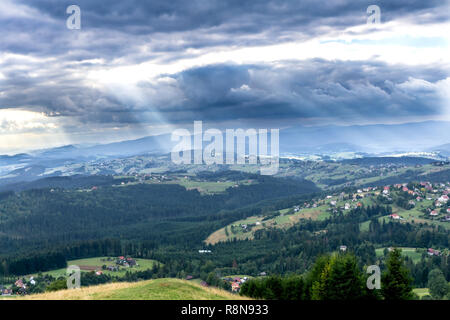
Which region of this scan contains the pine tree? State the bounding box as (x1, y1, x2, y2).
(381, 248, 414, 300)
(310, 253, 366, 300)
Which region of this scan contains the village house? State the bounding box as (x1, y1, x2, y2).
(1, 288, 12, 296)
(116, 256, 137, 267)
(390, 214, 400, 220)
(14, 279, 25, 289)
(438, 195, 449, 203)
(231, 282, 240, 292)
(427, 248, 441, 256)
(430, 210, 439, 217)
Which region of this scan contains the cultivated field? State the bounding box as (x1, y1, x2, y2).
(28, 257, 160, 278)
(205, 205, 331, 244)
(375, 247, 425, 263)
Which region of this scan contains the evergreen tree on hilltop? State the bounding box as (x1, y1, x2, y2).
(305, 255, 330, 299)
(311, 253, 366, 300)
(381, 248, 414, 300)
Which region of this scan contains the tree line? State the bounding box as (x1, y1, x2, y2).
(240, 249, 415, 300)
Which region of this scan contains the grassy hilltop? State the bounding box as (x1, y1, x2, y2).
(6, 278, 249, 300)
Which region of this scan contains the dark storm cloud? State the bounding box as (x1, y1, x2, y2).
(156, 60, 448, 123)
(0, 56, 141, 126)
(1, 0, 446, 60)
(1, 58, 446, 128)
(0, 0, 448, 133)
(20, 0, 446, 32)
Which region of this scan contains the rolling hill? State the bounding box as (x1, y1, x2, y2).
(7, 278, 248, 300)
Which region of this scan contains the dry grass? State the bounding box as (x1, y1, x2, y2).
(8, 282, 141, 300)
(205, 210, 323, 245)
(6, 278, 250, 300)
(294, 209, 321, 220)
(205, 227, 227, 245)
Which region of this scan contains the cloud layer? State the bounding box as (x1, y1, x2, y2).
(0, 0, 448, 151)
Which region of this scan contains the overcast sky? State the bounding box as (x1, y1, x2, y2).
(0, 0, 449, 153)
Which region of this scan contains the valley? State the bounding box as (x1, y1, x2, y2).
(0, 149, 449, 300)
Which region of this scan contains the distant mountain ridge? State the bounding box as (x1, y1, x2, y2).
(28, 135, 172, 160)
(0, 120, 448, 187)
(280, 120, 450, 154)
(339, 156, 437, 166)
(427, 143, 450, 157)
(2, 120, 450, 160)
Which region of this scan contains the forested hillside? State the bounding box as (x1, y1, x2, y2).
(0, 173, 319, 275)
(0, 171, 448, 301)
